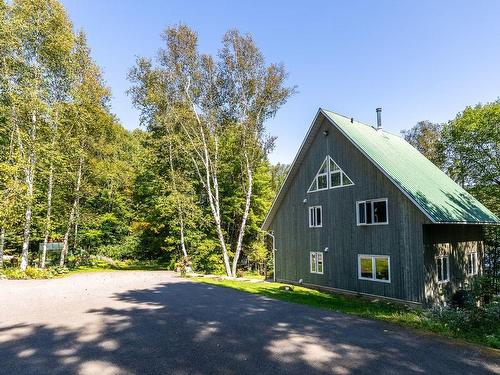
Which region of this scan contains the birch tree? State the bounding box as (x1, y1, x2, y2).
(8, 0, 75, 270)
(59, 32, 112, 266)
(130, 25, 294, 276)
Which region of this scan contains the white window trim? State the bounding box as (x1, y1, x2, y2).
(357, 254, 391, 283)
(310, 251, 324, 274)
(436, 255, 450, 284)
(356, 198, 389, 226)
(308, 206, 323, 228)
(466, 252, 478, 276)
(307, 156, 354, 193)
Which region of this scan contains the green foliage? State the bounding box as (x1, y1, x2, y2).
(428, 301, 500, 348)
(401, 121, 445, 168)
(442, 100, 500, 187)
(1, 266, 55, 279)
(97, 234, 141, 260)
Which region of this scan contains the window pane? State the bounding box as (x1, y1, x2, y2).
(443, 257, 448, 281)
(317, 253, 323, 273)
(358, 202, 365, 224)
(316, 207, 322, 226)
(373, 201, 387, 223)
(343, 173, 353, 185)
(360, 257, 373, 278)
(318, 175, 327, 189)
(375, 258, 389, 280)
(311, 253, 317, 272)
(437, 258, 442, 281)
(319, 160, 328, 174)
(330, 172, 341, 187)
(309, 208, 314, 227)
(366, 202, 372, 224)
(309, 179, 317, 192)
(329, 159, 340, 172)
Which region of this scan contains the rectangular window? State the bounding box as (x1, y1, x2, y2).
(466, 252, 478, 276)
(308, 206, 322, 228)
(310, 252, 324, 274)
(358, 255, 390, 282)
(357, 199, 388, 225)
(436, 255, 449, 283)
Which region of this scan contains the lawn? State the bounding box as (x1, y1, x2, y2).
(191, 276, 500, 350)
(0, 259, 169, 280)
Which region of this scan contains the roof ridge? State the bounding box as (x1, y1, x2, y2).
(321, 108, 376, 130)
(321, 108, 403, 139)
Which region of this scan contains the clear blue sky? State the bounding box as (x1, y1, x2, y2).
(62, 0, 500, 164)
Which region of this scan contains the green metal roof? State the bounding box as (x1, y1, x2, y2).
(322, 109, 499, 224)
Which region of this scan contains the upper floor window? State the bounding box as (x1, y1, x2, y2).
(436, 255, 449, 283)
(466, 252, 478, 276)
(357, 198, 388, 225)
(309, 206, 322, 228)
(308, 156, 354, 193)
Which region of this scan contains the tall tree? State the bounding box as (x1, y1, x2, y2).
(401, 120, 444, 169)
(59, 31, 112, 266)
(442, 101, 500, 188)
(129, 25, 294, 276)
(6, 0, 75, 270)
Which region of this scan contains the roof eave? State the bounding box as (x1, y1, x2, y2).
(261, 108, 324, 230)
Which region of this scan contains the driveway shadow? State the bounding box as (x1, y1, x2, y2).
(0, 278, 497, 374)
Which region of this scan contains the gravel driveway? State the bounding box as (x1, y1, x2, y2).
(0, 271, 498, 374)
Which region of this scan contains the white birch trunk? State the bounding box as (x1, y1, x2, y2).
(231, 156, 253, 276)
(0, 227, 5, 269)
(20, 113, 37, 272)
(168, 142, 188, 258)
(41, 162, 54, 268)
(179, 215, 187, 258)
(60, 156, 83, 267)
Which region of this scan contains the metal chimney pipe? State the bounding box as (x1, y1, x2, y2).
(376, 108, 382, 129)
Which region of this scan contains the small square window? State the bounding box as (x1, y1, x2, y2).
(308, 206, 322, 228)
(466, 252, 478, 276)
(310, 251, 323, 274)
(436, 256, 449, 283)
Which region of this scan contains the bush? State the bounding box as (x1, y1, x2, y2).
(428, 301, 500, 348)
(97, 234, 141, 260)
(0, 266, 55, 279)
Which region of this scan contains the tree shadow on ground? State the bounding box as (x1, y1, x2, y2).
(0, 278, 497, 374)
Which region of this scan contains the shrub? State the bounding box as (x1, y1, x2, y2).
(0, 266, 55, 279)
(428, 301, 500, 348)
(97, 234, 141, 260)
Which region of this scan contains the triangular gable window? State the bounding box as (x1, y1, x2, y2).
(308, 156, 354, 193)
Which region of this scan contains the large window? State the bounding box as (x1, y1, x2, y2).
(308, 156, 354, 193)
(466, 252, 478, 276)
(358, 255, 390, 282)
(357, 199, 388, 225)
(310, 252, 324, 274)
(436, 255, 449, 283)
(308, 206, 323, 228)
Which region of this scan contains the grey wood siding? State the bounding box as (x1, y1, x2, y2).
(423, 224, 484, 304)
(270, 117, 431, 303)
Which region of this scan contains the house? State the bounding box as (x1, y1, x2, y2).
(262, 108, 499, 305)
